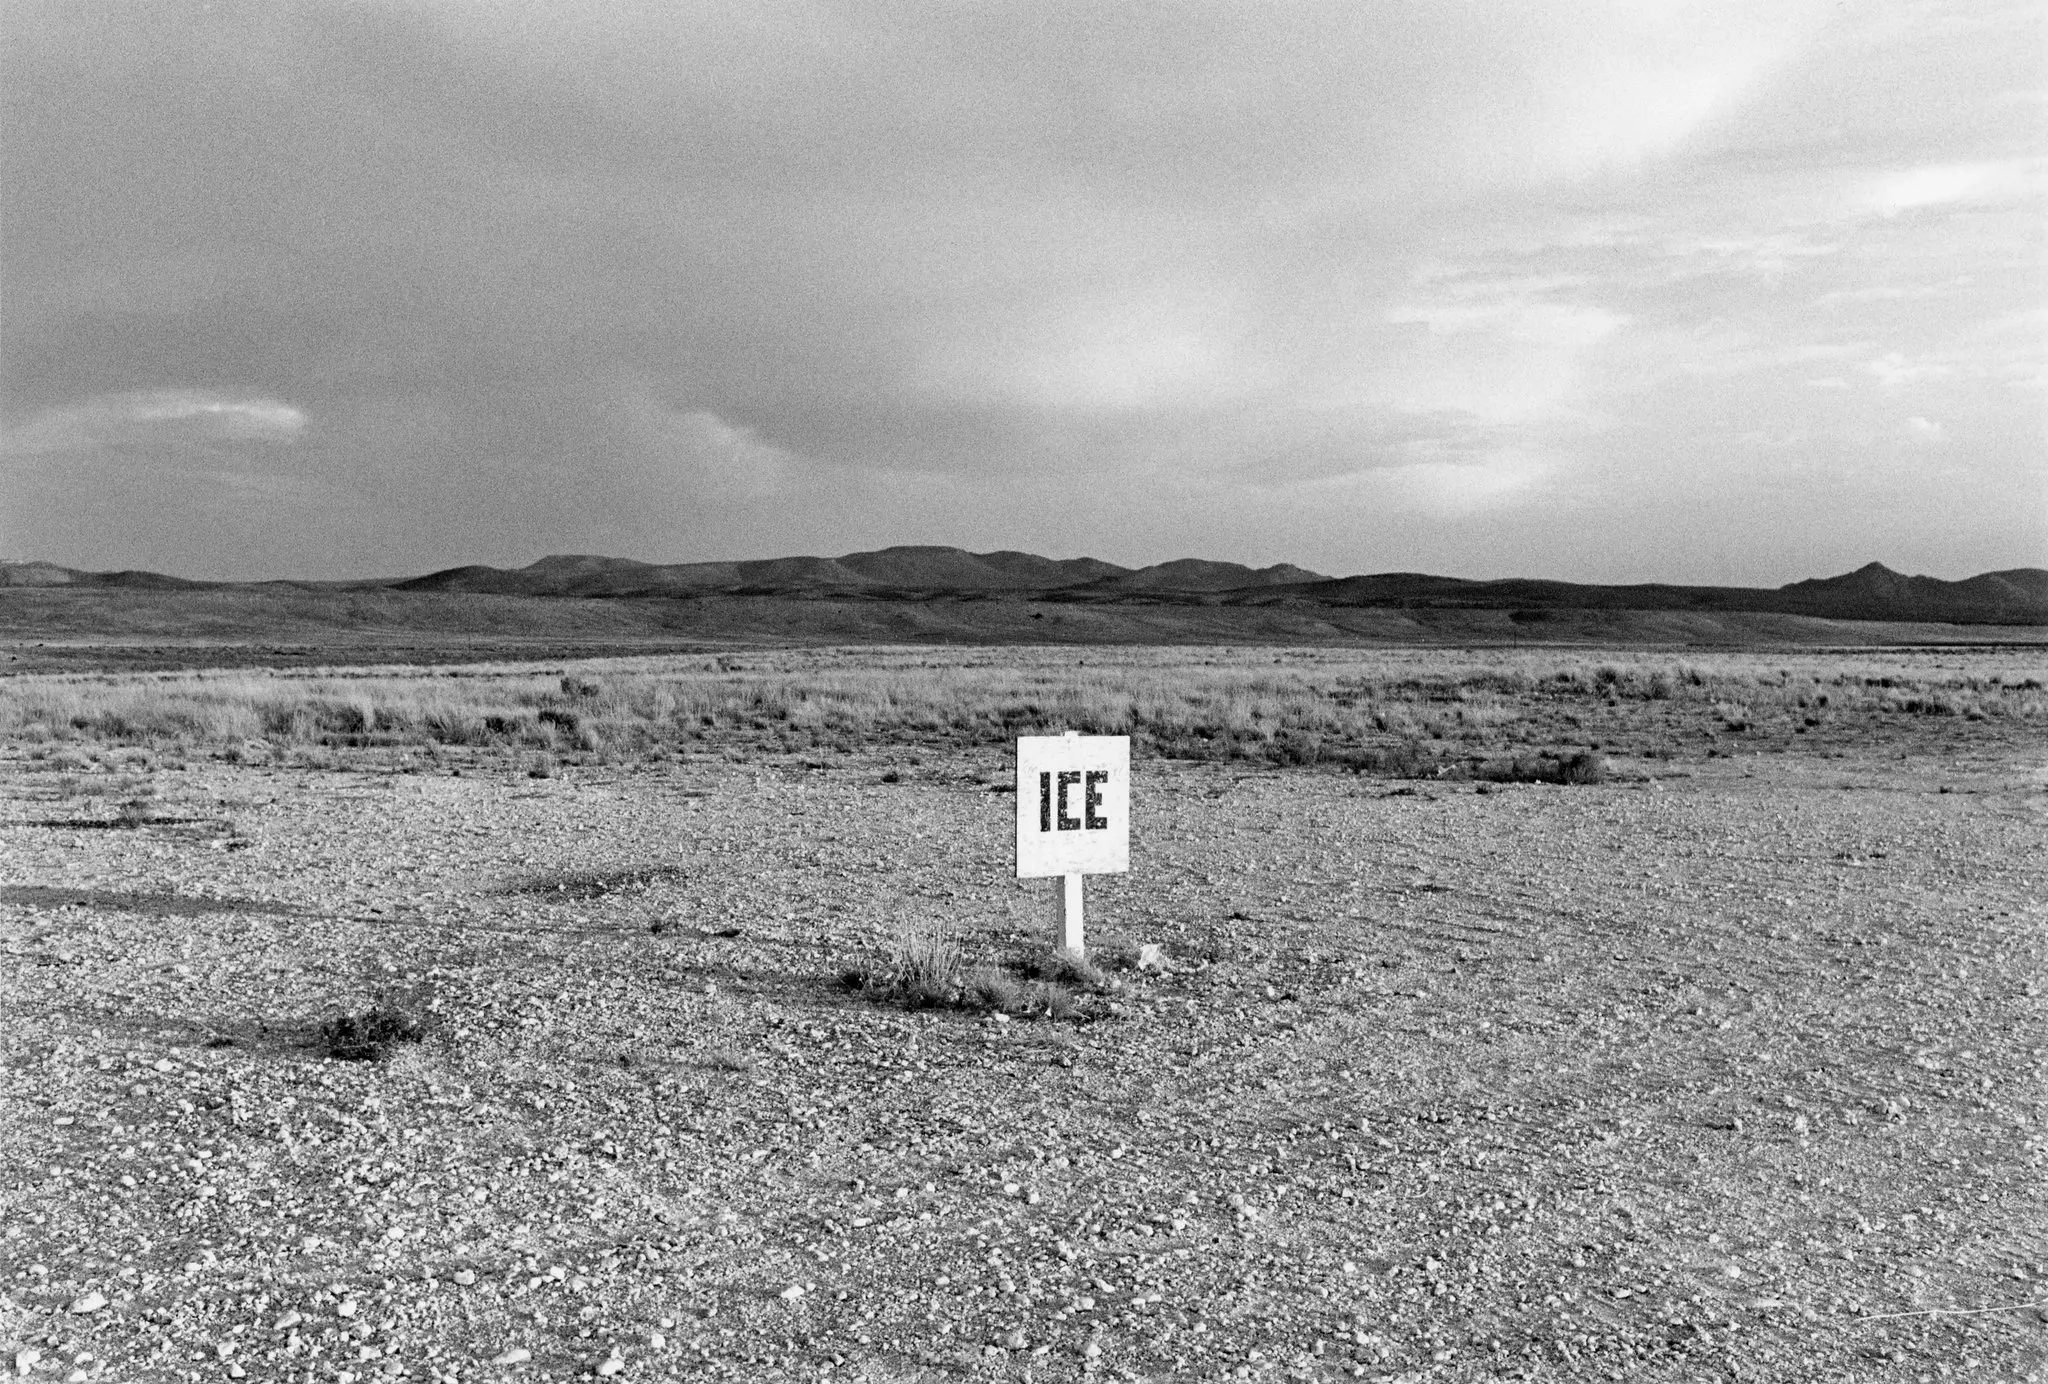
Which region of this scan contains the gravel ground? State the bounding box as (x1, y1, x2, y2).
(2, 725, 2044, 1383)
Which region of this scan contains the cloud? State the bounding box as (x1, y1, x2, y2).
(1867, 352, 1955, 387)
(1375, 448, 1555, 516)
(1864, 160, 2039, 218)
(0, 1, 2040, 581)
(1381, 285, 1626, 427)
(3, 390, 306, 457)
(1518, 2, 1822, 178)
(613, 390, 797, 503)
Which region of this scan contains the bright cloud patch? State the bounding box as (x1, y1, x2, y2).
(4, 390, 306, 457)
(1867, 353, 1955, 387)
(1865, 161, 2037, 218)
(1375, 449, 1554, 517)
(611, 386, 796, 502)
(1904, 415, 1946, 444)
(1383, 292, 1626, 427)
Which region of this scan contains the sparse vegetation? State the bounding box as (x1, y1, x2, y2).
(1471, 749, 1609, 786)
(843, 922, 1102, 1019)
(511, 865, 687, 900)
(883, 922, 962, 1010)
(2, 649, 2042, 785)
(317, 1002, 426, 1061)
(1013, 945, 1110, 990)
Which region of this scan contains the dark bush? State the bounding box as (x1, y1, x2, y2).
(1475, 750, 1608, 786)
(318, 1004, 425, 1061)
(1338, 740, 1442, 778)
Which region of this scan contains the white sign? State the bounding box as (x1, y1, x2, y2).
(1015, 734, 1130, 879)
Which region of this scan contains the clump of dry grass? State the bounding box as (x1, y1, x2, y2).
(841, 923, 962, 1010)
(1014, 946, 1111, 990)
(844, 923, 1088, 1019)
(1471, 750, 1608, 786)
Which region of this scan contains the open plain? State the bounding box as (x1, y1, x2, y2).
(2, 646, 2045, 1383)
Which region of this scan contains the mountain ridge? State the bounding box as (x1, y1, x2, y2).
(3, 549, 2043, 625)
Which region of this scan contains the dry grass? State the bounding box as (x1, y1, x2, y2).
(317, 1002, 426, 1062)
(843, 921, 1099, 1020)
(2, 647, 2043, 777)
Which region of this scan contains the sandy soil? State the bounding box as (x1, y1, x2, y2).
(2, 723, 2045, 1382)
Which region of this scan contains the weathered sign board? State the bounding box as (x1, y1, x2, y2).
(1015, 733, 1129, 952)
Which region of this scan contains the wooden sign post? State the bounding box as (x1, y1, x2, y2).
(1016, 732, 1130, 953)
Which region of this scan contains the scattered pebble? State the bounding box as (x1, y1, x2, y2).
(68, 1291, 107, 1314)
(3, 727, 2031, 1383)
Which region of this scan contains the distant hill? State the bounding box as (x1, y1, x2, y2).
(377, 547, 1327, 597)
(0, 561, 208, 591)
(1264, 562, 2048, 625)
(4, 553, 2043, 626)
(1084, 558, 1327, 593)
(1775, 562, 2048, 622)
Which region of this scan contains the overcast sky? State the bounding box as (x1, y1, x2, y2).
(3, 1, 2041, 583)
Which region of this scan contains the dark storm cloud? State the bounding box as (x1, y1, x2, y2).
(2, 0, 2040, 580)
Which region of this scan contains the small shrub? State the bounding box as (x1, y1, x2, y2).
(1013, 947, 1108, 990)
(890, 922, 960, 993)
(1264, 731, 1322, 767)
(841, 923, 963, 1010)
(1087, 935, 1142, 972)
(886, 925, 962, 1009)
(1039, 984, 1080, 1021)
(1474, 750, 1608, 786)
(963, 965, 1027, 1013)
(1338, 740, 1441, 778)
(318, 1004, 425, 1062)
(847, 925, 1100, 1019)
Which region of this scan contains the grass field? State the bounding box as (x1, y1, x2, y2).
(6, 646, 2042, 778)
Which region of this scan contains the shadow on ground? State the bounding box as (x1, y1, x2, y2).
(0, 884, 312, 918)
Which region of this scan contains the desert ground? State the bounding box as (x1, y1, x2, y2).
(1, 645, 2044, 1383)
